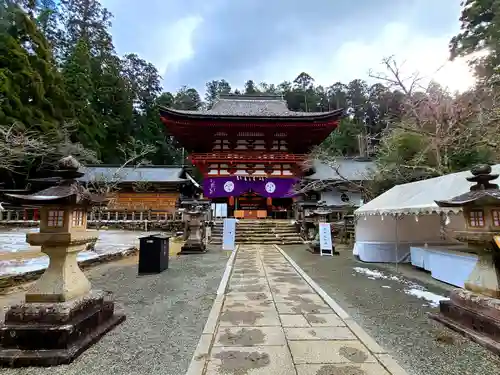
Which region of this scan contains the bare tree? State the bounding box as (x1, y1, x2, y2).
(369, 56, 500, 185)
(85, 138, 157, 209)
(308, 56, 500, 200)
(294, 149, 375, 200)
(0, 122, 98, 174)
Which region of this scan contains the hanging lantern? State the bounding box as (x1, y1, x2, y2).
(266, 197, 272, 206)
(229, 196, 235, 206)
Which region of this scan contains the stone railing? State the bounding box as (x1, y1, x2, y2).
(0, 209, 184, 232)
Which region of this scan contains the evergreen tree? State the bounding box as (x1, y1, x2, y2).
(0, 3, 70, 132)
(62, 38, 99, 148)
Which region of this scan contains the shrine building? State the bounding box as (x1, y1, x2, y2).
(160, 95, 344, 219)
(78, 165, 200, 213)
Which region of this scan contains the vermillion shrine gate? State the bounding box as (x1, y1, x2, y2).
(160, 95, 343, 219)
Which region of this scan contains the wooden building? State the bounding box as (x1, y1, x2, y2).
(78, 165, 200, 213)
(294, 157, 375, 222)
(160, 95, 343, 219)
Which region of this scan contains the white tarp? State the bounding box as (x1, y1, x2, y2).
(355, 164, 500, 216)
(353, 213, 465, 263)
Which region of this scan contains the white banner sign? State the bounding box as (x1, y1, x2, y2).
(319, 223, 333, 253)
(222, 218, 237, 251)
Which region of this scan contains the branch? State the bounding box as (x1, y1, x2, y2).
(86, 138, 157, 201)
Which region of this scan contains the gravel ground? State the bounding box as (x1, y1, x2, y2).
(281, 244, 500, 375)
(1, 245, 228, 375)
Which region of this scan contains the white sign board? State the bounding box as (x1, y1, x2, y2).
(319, 223, 333, 256)
(222, 218, 237, 251)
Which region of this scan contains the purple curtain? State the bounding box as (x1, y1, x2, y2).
(203, 177, 298, 198)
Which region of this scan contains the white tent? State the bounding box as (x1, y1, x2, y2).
(356, 164, 500, 216)
(353, 164, 500, 265)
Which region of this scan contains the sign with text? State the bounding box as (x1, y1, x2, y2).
(222, 218, 237, 251)
(319, 223, 333, 256)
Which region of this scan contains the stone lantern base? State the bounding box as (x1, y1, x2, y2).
(306, 242, 339, 255)
(430, 288, 500, 355)
(179, 240, 207, 255)
(0, 290, 125, 367)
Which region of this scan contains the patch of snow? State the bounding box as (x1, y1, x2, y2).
(381, 285, 391, 289)
(389, 276, 404, 282)
(404, 288, 449, 308)
(353, 266, 449, 308)
(353, 267, 386, 279)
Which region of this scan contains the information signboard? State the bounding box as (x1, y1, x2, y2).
(222, 218, 237, 251)
(319, 223, 333, 256)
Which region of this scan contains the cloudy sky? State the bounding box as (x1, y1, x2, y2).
(102, 0, 473, 93)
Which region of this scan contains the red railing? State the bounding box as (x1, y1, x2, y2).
(190, 152, 307, 163)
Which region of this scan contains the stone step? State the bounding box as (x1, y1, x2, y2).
(212, 230, 298, 235)
(213, 226, 297, 231)
(213, 234, 299, 239)
(236, 225, 296, 228)
(211, 237, 303, 243)
(210, 240, 303, 245)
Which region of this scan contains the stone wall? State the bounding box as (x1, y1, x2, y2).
(89, 221, 184, 232)
(0, 220, 184, 232)
(0, 247, 139, 292)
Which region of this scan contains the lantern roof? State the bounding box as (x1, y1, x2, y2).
(435, 164, 500, 207)
(4, 156, 107, 208)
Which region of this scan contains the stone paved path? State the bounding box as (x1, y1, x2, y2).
(187, 244, 408, 375)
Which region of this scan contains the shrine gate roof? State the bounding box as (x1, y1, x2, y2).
(159, 94, 344, 121)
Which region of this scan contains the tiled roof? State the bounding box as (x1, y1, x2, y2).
(160, 95, 344, 119)
(305, 158, 375, 181)
(78, 166, 188, 184)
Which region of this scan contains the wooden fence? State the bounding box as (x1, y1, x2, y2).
(0, 209, 184, 231)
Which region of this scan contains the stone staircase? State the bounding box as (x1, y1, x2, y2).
(210, 219, 304, 245)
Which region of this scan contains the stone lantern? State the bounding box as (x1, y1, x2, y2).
(179, 199, 211, 255)
(431, 164, 500, 353)
(308, 203, 336, 254)
(0, 156, 125, 367)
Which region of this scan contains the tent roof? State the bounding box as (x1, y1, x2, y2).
(355, 164, 500, 216)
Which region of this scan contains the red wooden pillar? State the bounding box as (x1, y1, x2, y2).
(33, 209, 39, 221)
(23, 209, 27, 221)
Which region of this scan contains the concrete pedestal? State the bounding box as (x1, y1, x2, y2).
(0, 290, 125, 367)
(430, 289, 500, 355)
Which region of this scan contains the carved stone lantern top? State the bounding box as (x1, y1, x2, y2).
(434, 165, 500, 253)
(4, 156, 108, 209)
(311, 201, 334, 216)
(435, 164, 500, 208)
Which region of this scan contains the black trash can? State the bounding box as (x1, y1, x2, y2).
(138, 234, 170, 274)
